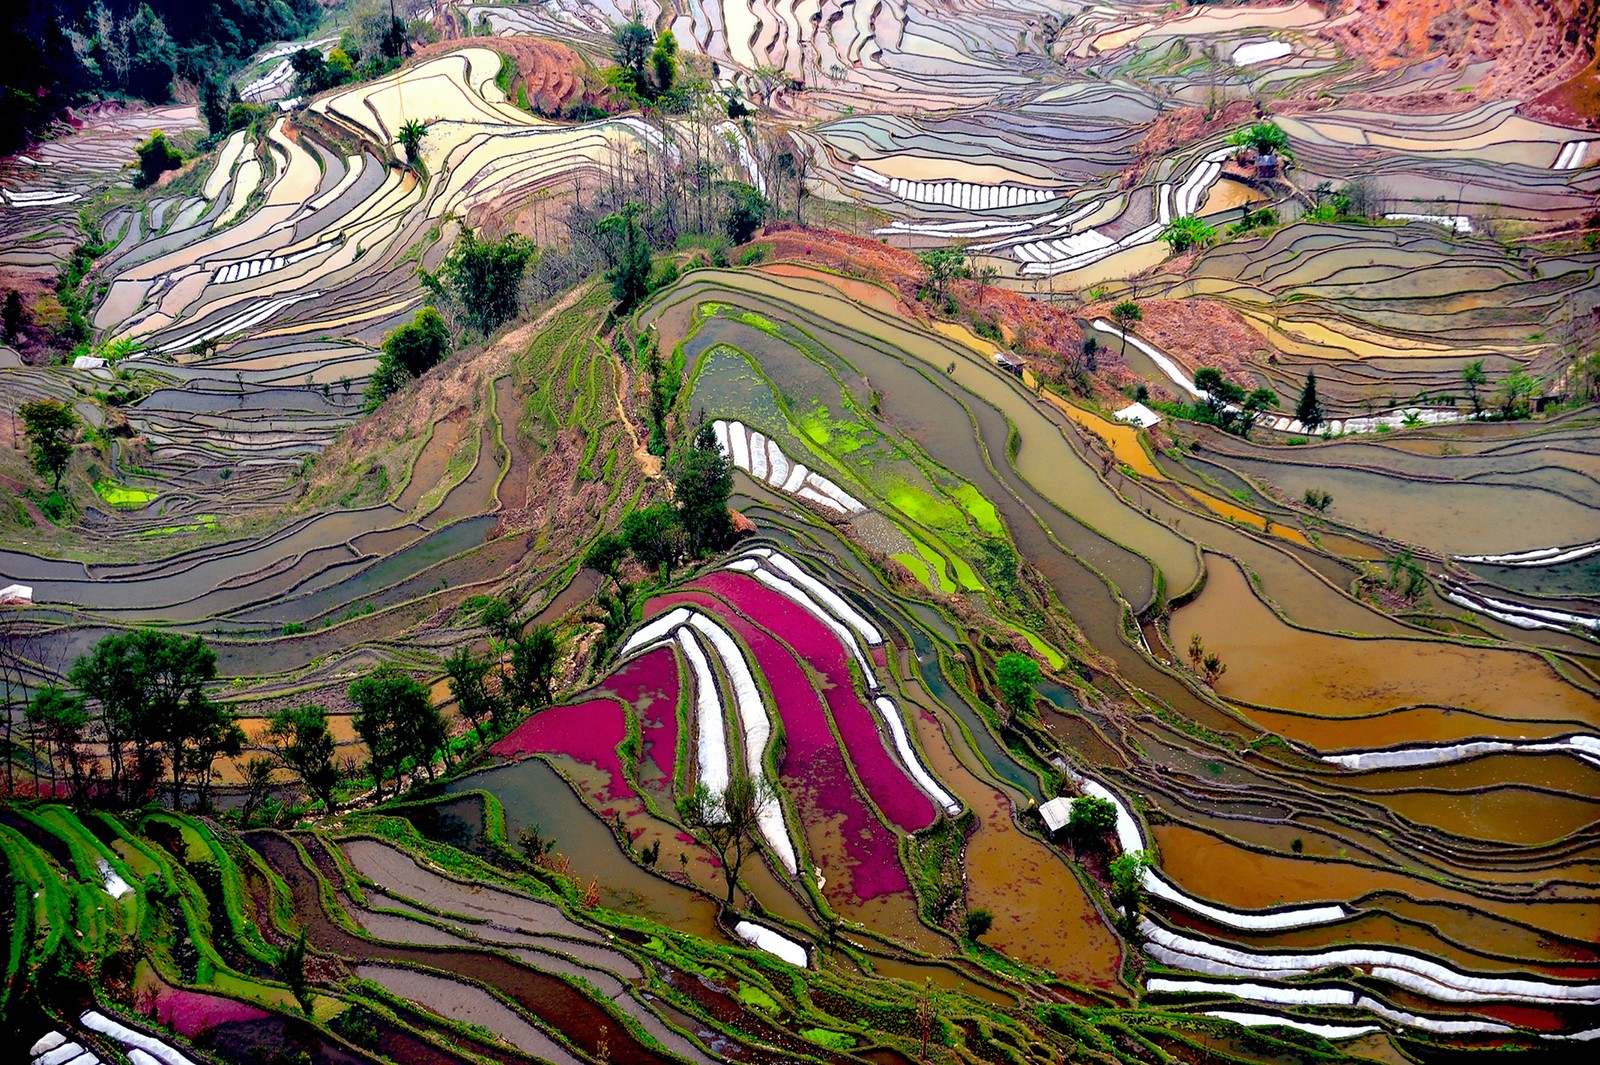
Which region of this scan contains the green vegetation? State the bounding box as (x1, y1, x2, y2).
(366, 307, 452, 409)
(19, 399, 78, 490)
(1159, 214, 1216, 253)
(133, 130, 182, 189)
(995, 652, 1040, 722)
(428, 230, 540, 335)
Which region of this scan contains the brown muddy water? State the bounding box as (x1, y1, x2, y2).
(1172, 557, 1600, 746)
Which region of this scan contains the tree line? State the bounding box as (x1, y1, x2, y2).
(0, 0, 324, 154)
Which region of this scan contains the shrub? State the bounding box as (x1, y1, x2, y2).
(134, 131, 183, 189)
(964, 907, 994, 940)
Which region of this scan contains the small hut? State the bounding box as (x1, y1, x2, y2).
(992, 352, 1025, 377)
(1256, 152, 1280, 178)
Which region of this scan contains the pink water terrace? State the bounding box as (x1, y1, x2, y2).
(651, 588, 913, 902)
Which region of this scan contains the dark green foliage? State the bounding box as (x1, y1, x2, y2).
(133, 130, 182, 189)
(278, 929, 312, 1015)
(643, 331, 670, 455)
(1192, 367, 1277, 437)
(434, 230, 540, 335)
(478, 596, 520, 643)
(622, 502, 683, 578)
(444, 647, 505, 736)
(266, 704, 340, 814)
(67, 629, 235, 806)
(1064, 796, 1117, 849)
(1108, 851, 1153, 930)
(599, 203, 651, 313)
(613, 22, 654, 86)
(27, 685, 92, 800)
(584, 533, 629, 580)
(2, 0, 320, 153)
(350, 665, 445, 798)
(964, 908, 994, 941)
(1159, 215, 1216, 252)
(1110, 300, 1142, 360)
(508, 625, 562, 713)
(19, 399, 78, 490)
(917, 247, 966, 305)
(1302, 488, 1333, 511)
(994, 653, 1039, 721)
(382, 307, 451, 378)
(397, 118, 428, 165)
(649, 30, 678, 95)
(673, 420, 735, 558)
(723, 182, 768, 245)
(1294, 370, 1324, 430)
(3, 289, 27, 341)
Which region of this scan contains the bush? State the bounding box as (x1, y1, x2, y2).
(964, 907, 994, 940)
(134, 131, 183, 189)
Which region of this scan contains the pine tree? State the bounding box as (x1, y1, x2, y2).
(1294, 370, 1324, 430)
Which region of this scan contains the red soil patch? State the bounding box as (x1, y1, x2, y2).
(759, 224, 1087, 362)
(1083, 296, 1272, 398)
(1327, 0, 1598, 114)
(410, 32, 609, 115)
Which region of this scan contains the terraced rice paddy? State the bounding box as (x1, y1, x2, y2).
(5, 0, 1600, 1060)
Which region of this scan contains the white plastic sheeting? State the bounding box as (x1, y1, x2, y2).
(1141, 920, 1600, 1004)
(1149, 978, 1354, 1006)
(875, 697, 961, 814)
(1323, 735, 1600, 772)
(1354, 996, 1511, 1035)
(676, 628, 730, 797)
(79, 1011, 198, 1065)
(686, 613, 798, 875)
(1444, 586, 1600, 634)
(713, 420, 866, 515)
(1078, 775, 1347, 930)
(1553, 141, 1591, 170)
(621, 607, 692, 657)
(1231, 41, 1294, 65)
(1204, 1011, 1377, 1040)
(734, 920, 808, 967)
(1454, 540, 1600, 567)
(763, 550, 883, 645)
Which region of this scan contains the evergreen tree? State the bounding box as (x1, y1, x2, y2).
(674, 420, 735, 558)
(1294, 370, 1324, 430)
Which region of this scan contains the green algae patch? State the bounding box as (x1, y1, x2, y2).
(953, 483, 1004, 536)
(802, 1028, 857, 1050)
(1011, 625, 1066, 670)
(95, 479, 159, 509)
(141, 515, 218, 536)
(736, 981, 780, 1013)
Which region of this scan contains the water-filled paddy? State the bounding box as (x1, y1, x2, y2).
(1172, 557, 1600, 744)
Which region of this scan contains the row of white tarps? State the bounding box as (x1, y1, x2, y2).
(729, 549, 959, 815)
(713, 420, 866, 515)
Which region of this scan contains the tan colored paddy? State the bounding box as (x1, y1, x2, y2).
(1199, 178, 1268, 216)
(1153, 823, 1599, 948)
(1179, 486, 1315, 548)
(909, 699, 1124, 989)
(861, 155, 1057, 188)
(1047, 398, 1166, 481)
(1174, 558, 1600, 736)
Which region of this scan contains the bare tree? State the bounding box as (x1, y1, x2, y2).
(676, 770, 778, 906)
